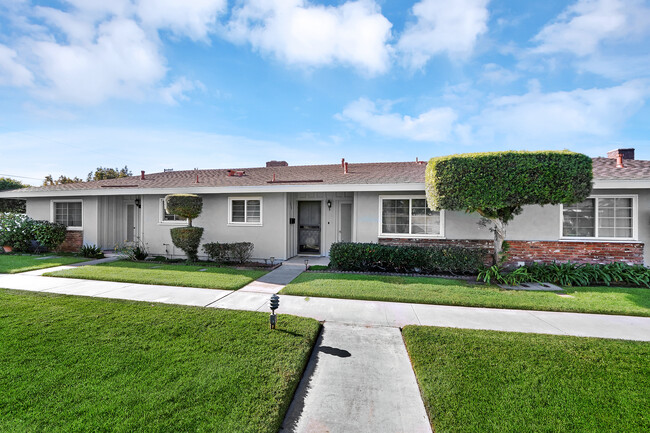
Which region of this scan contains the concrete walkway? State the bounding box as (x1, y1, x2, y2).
(280, 322, 431, 433)
(1, 272, 648, 341)
(239, 256, 329, 294)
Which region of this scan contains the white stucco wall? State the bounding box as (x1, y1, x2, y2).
(25, 196, 99, 246)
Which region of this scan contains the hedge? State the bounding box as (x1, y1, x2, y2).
(425, 150, 593, 213)
(329, 242, 486, 275)
(203, 242, 254, 264)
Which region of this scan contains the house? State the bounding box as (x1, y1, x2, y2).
(2, 149, 649, 265)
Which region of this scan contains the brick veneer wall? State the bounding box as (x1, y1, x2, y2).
(378, 238, 645, 265)
(56, 230, 83, 253)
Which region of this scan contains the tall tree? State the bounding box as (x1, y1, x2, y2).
(43, 175, 84, 185)
(0, 177, 28, 213)
(87, 166, 132, 182)
(426, 150, 593, 265)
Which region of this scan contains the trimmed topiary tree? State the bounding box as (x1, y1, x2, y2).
(164, 194, 203, 227)
(426, 150, 593, 265)
(165, 194, 203, 261)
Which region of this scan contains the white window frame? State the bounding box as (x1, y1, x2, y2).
(228, 197, 263, 226)
(50, 199, 83, 231)
(378, 195, 445, 238)
(560, 194, 638, 241)
(158, 198, 188, 225)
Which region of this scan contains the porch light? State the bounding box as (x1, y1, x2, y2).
(304, 259, 309, 270)
(269, 294, 280, 329)
(327, 199, 332, 209)
(135, 198, 141, 208)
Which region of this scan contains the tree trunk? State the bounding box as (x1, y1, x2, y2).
(493, 218, 507, 266)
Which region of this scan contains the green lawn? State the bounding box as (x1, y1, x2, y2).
(44, 260, 267, 290)
(280, 273, 650, 316)
(0, 254, 89, 273)
(403, 326, 650, 433)
(0, 289, 320, 433)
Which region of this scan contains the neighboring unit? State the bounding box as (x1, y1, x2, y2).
(2, 149, 648, 265)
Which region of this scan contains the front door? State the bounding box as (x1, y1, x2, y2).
(338, 202, 352, 242)
(124, 202, 138, 245)
(298, 201, 321, 254)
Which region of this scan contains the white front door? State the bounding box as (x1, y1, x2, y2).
(124, 202, 139, 245)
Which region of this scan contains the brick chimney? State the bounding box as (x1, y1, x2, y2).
(607, 148, 635, 160)
(266, 160, 289, 167)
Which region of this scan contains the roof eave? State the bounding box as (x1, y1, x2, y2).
(0, 182, 428, 198)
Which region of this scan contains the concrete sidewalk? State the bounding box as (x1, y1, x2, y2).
(281, 322, 431, 433)
(1, 272, 648, 341)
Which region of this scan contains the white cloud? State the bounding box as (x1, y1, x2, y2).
(31, 18, 167, 105)
(533, 0, 650, 56)
(159, 77, 203, 104)
(226, 0, 393, 74)
(470, 80, 650, 143)
(0, 44, 33, 86)
(136, 0, 227, 41)
(338, 97, 458, 141)
(480, 63, 519, 84)
(397, 0, 490, 68)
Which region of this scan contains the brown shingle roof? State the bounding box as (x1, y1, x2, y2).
(15, 161, 428, 193)
(591, 157, 650, 180)
(9, 157, 650, 195)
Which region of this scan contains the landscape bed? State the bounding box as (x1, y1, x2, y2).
(402, 326, 650, 433)
(280, 273, 650, 317)
(0, 254, 89, 274)
(44, 260, 268, 290)
(0, 289, 320, 433)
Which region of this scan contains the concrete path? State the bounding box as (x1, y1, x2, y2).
(1, 272, 648, 341)
(239, 256, 328, 294)
(281, 322, 431, 433)
(22, 255, 119, 276)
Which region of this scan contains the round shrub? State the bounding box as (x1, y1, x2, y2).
(170, 227, 204, 261)
(165, 194, 203, 226)
(0, 212, 35, 252)
(32, 220, 67, 251)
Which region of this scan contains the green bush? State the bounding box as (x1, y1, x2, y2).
(426, 150, 593, 213)
(32, 221, 67, 251)
(171, 227, 204, 261)
(165, 194, 203, 226)
(0, 213, 35, 252)
(329, 242, 486, 275)
(80, 244, 105, 259)
(202, 242, 254, 264)
(478, 262, 650, 287)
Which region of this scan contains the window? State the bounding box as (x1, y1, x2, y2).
(380, 197, 442, 236)
(159, 198, 187, 224)
(562, 196, 635, 239)
(229, 197, 262, 225)
(52, 201, 82, 229)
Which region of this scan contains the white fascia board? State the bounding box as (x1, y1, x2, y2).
(592, 179, 650, 189)
(0, 182, 427, 198)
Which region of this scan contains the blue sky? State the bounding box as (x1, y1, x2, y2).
(0, 0, 649, 185)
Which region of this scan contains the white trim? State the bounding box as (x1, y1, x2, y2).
(0, 182, 428, 198)
(228, 196, 263, 226)
(559, 194, 638, 241)
(158, 198, 188, 225)
(50, 199, 83, 231)
(378, 195, 445, 238)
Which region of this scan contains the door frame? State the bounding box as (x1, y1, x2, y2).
(123, 200, 141, 246)
(297, 200, 323, 255)
(336, 200, 353, 242)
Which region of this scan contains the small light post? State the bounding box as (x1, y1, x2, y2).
(269, 294, 280, 329)
(270, 256, 275, 266)
(304, 259, 309, 271)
